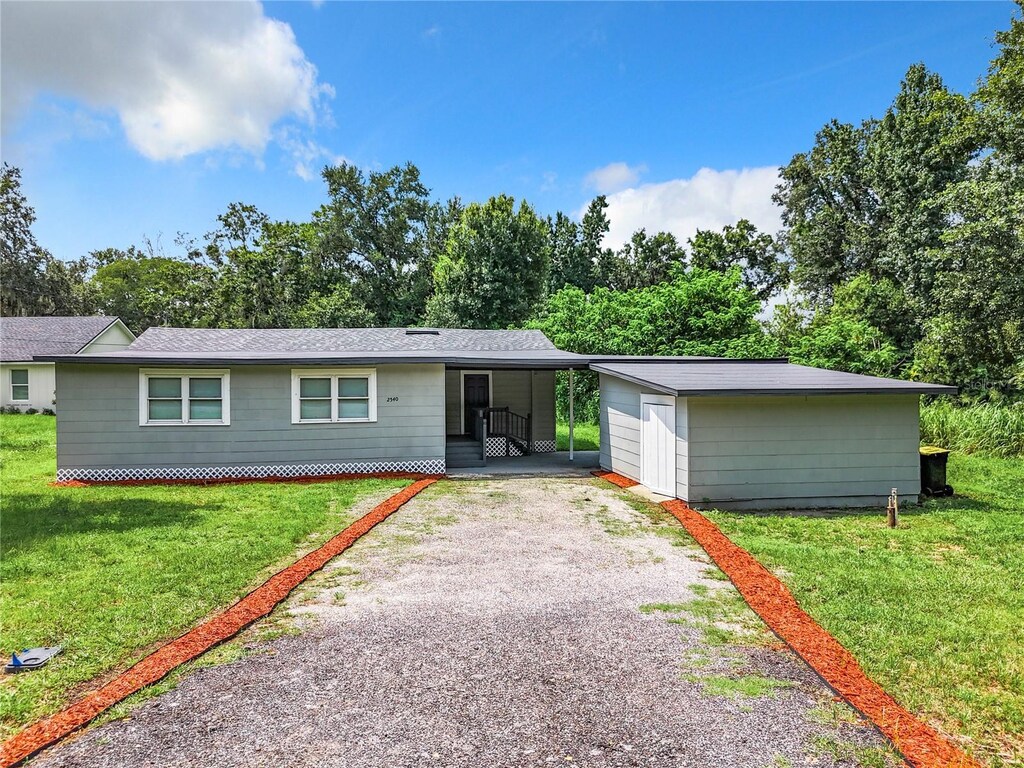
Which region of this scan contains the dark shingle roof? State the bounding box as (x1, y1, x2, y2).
(128, 327, 557, 353)
(0, 316, 123, 362)
(35, 327, 588, 368)
(591, 361, 957, 396)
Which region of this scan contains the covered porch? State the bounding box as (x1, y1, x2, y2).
(443, 365, 587, 469)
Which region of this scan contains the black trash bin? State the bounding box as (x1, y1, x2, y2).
(920, 446, 953, 496)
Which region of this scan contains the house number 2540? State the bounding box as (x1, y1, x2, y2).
(386, 396, 399, 403)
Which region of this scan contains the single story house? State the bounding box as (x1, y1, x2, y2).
(35, 326, 956, 509)
(0, 316, 135, 412)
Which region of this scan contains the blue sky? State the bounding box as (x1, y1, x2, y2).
(0, 1, 1014, 260)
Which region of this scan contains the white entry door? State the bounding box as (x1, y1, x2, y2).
(640, 394, 676, 496)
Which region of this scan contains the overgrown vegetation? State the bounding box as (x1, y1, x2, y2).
(0, 415, 406, 737)
(920, 400, 1024, 457)
(706, 453, 1024, 767)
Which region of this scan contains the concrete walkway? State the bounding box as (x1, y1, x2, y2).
(37, 478, 892, 768)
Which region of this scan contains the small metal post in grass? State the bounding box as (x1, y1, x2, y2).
(887, 487, 899, 528)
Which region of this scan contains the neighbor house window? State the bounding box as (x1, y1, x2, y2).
(291, 368, 376, 424)
(139, 369, 230, 426)
(10, 369, 28, 401)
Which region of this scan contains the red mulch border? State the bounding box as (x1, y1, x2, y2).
(1, 476, 438, 767)
(591, 469, 640, 489)
(591, 469, 979, 768)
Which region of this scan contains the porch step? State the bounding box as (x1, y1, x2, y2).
(446, 438, 485, 468)
(446, 457, 486, 468)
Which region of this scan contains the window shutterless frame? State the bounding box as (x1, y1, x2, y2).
(138, 369, 230, 426)
(291, 368, 377, 424)
(10, 369, 29, 401)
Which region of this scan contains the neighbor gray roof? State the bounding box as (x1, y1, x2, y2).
(0, 316, 125, 362)
(591, 361, 957, 396)
(35, 326, 592, 368)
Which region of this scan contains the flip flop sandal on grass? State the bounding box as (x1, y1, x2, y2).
(5, 646, 62, 673)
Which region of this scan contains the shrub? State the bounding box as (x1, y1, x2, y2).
(920, 400, 1024, 457)
(24, 408, 38, 415)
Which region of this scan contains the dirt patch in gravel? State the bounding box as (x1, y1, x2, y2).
(34, 477, 896, 768)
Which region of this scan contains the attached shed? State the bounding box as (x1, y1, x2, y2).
(593, 361, 956, 509)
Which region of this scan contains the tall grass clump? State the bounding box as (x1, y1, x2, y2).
(920, 400, 1024, 457)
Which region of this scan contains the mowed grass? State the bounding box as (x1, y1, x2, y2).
(556, 420, 600, 451)
(705, 454, 1024, 767)
(0, 415, 408, 738)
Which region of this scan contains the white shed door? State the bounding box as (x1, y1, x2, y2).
(640, 395, 676, 496)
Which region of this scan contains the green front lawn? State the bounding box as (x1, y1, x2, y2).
(0, 415, 407, 737)
(706, 454, 1024, 767)
(556, 420, 600, 451)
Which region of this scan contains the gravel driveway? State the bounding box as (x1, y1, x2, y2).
(36, 477, 894, 767)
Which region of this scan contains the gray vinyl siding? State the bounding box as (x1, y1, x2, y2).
(686, 394, 920, 509)
(443, 369, 555, 444)
(56, 363, 445, 470)
(599, 373, 667, 482)
(675, 397, 689, 500)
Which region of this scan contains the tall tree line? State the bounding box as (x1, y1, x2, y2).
(0, 160, 781, 334)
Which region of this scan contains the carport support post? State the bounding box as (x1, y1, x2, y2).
(569, 369, 575, 461)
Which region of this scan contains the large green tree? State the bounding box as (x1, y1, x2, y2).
(595, 229, 686, 291)
(547, 197, 610, 294)
(317, 162, 432, 327)
(90, 247, 214, 331)
(529, 268, 775, 419)
(688, 219, 789, 302)
(775, 64, 974, 313)
(1, 164, 91, 316)
(426, 194, 550, 329)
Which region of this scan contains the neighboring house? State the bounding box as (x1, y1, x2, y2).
(0, 316, 136, 412)
(36, 326, 955, 509)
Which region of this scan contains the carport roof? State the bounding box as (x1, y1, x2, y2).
(590, 360, 958, 396)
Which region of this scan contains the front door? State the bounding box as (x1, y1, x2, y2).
(463, 374, 490, 434)
(640, 395, 676, 496)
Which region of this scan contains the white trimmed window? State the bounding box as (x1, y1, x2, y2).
(291, 368, 376, 424)
(139, 369, 230, 426)
(10, 369, 29, 401)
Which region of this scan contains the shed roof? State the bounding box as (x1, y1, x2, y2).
(591, 361, 957, 396)
(0, 316, 127, 362)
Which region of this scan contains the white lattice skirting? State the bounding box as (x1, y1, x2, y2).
(485, 437, 526, 457)
(57, 458, 446, 483)
(484, 438, 557, 457)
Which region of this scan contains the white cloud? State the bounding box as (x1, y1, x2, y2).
(1, 1, 334, 162)
(594, 166, 782, 249)
(583, 161, 646, 194)
(277, 128, 347, 181)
